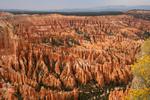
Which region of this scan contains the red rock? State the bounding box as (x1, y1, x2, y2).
(0, 12, 149, 99)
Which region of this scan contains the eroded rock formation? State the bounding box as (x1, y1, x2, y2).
(0, 12, 150, 99)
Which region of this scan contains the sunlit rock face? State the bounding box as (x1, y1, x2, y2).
(108, 88, 130, 100)
(0, 22, 13, 51)
(0, 11, 150, 99)
(0, 12, 13, 17)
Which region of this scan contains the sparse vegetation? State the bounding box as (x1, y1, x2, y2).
(127, 38, 150, 100)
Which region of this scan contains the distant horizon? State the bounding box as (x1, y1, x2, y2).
(0, 0, 150, 11)
(0, 5, 150, 12)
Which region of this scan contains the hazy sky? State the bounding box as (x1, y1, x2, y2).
(0, 0, 150, 10)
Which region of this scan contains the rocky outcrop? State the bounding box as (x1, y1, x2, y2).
(109, 88, 129, 100)
(0, 12, 13, 17)
(0, 12, 150, 99)
(0, 21, 16, 55)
